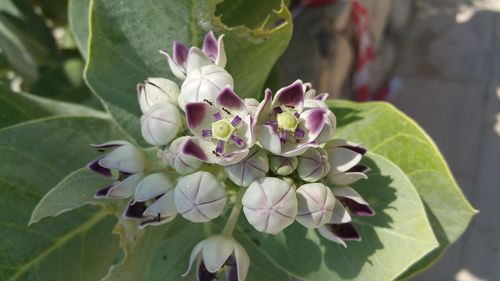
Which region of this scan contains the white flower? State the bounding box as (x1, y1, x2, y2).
(242, 177, 298, 234)
(183, 235, 249, 281)
(295, 183, 335, 228)
(183, 87, 254, 166)
(174, 171, 227, 222)
(165, 136, 203, 175)
(137, 77, 179, 112)
(161, 31, 227, 80)
(296, 148, 331, 182)
(124, 173, 177, 228)
(255, 80, 332, 157)
(325, 139, 369, 186)
(317, 198, 360, 247)
(87, 141, 145, 199)
(225, 146, 268, 187)
(333, 186, 374, 216)
(269, 155, 298, 176)
(140, 102, 182, 146)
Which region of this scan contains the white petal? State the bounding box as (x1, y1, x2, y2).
(138, 78, 179, 112)
(98, 144, 144, 173)
(140, 102, 182, 146)
(107, 173, 143, 199)
(202, 236, 234, 273)
(332, 186, 369, 206)
(161, 51, 186, 80)
(327, 172, 367, 186)
(215, 35, 227, 68)
(327, 147, 362, 173)
(330, 198, 351, 224)
(182, 240, 205, 277)
(185, 47, 213, 75)
(143, 189, 176, 221)
(134, 173, 174, 202)
(234, 242, 250, 281)
(317, 226, 347, 248)
(256, 125, 281, 155)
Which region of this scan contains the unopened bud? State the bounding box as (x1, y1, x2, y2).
(140, 102, 181, 146)
(296, 183, 335, 228)
(269, 155, 298, 176)
(297, 148, 330, 182)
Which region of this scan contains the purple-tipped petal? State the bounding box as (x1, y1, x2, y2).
(198, 260, 218, 281)
(341, 145, 368, 155)
(294, 128, 305, 138)
(273, 80, 304, 110)
(255, 89, 273, 122)
(186, 103, 209, 129)
(202, 129, 213, 138)
(87, 156, 112, 177)
(231, 135, 245, 148)
(173, 41, 189, 67)
(338, 197, 375, 216)
(216, 87, 245, 112)
(280, 131, 287, 144)
(303, 108, 327, 138)
(315, 93, 329, 101)
(202, 31, 218, 62)
(183, 138, 209, 161)
(215, 140, 225, 154)
(124, 201, 147, 219)
(231, 116, 242, 127)
(213, 112, 222, 121)
(95, 184, 113, 198)
(90, 141, 127, 151)
(324, 222, 360, 241)
(347, 165, 369, 173)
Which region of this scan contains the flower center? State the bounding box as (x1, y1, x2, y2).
(212, 119, 235, 142)
(277, 112, 299, 132)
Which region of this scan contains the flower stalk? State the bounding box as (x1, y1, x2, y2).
(222, 189, 244, 237)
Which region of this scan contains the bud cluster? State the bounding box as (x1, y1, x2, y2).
(87, 31, 374, 281)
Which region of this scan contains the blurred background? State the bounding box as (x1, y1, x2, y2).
(279, 0, 500, 280)
(0, 0, 498, 280)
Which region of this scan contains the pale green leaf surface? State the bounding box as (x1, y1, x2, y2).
(69, 0, 90, 59)
(328, 100, 476, 277)
(0, 117, 130, 281)
(0, 85, 107, 129)
(84, 0, 291, 141)
(234, 153, 437, 281)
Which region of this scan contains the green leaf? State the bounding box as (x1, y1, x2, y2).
(0, 84, 107, 129)
(85, 0, 291, 141)
(0, 116, 130, 281)
(68, 0, 90, 59)
(29, 168, 113, 225)
(233, 152, 437, 281)
(327, 100, 476, 277)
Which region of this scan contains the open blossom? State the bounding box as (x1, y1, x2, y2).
(125, 173, 177, 228)
(255, 80, 333, 157)
(184, 235, 249, 281)
(183, 87, 254, 166)
(325, 139, 369, 186)
(161, 31, 227, 80)
(87, 141, 145, 199)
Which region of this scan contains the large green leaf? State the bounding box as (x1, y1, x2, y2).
(0, 116, 129, 281)
(327, 100, 476, 277)
(0, 85, 106, 129)
(84, 0, 291, 141)
(68, 0, 90, 59)
(229, 153, 437, 281)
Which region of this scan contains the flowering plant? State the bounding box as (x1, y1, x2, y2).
(0, 1, 474, 281)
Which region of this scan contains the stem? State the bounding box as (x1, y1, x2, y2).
(222, 190, 244, 236)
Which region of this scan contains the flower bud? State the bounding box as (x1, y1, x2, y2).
(179, 64, 233, 109)
(297, 148, 330, 182)
(140, 102, 181, 146)
(269, 155, 298, 176)
(165, 137, 203, 174)
(242, 177, 298, 234)
(137, 78, 179, 113)
(296, 183, 335, 228)
(174, 171, 227, 222)
(225, 147, 268, 187)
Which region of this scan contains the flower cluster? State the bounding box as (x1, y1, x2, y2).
(88, 31, 374, 281)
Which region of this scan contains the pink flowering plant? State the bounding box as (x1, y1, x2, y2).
(1, 1, 474, 281)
